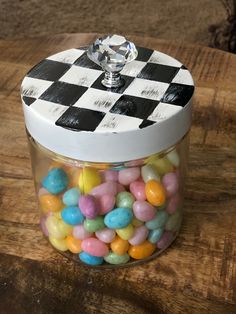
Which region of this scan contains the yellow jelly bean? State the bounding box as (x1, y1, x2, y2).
(116, 224, 134, 240)
(150, 157, 174, 176)
(45, 216, 72, 239)
(110, 236, 130, 256)
(58, 220, 73, 237)
(39, 194, 64, 213)
(128, 241, 156, 259)
(66, 235, 82, 253)
(53, 211, 62, 220)
(145, 180, 166, 206)
(49, 236, 68, 251)
(79, 167, 101, 194)
(132, 218, 143, 227)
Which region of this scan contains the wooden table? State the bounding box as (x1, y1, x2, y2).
(0, 33, 235, 314)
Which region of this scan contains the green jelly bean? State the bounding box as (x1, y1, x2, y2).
(84, 216, 105, 233)
(145, 210, 168, 230)
(148, 228, 164, 243)
(116, 192, 135, 208)
(165, 210, 182, 232)
(104, 252, 130, 265)
(151, 157, 173, 176)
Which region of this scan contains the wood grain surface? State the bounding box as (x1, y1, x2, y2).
(0, 33, 236, 314)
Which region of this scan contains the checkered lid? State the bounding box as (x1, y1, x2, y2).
(21, 35, 194, 163)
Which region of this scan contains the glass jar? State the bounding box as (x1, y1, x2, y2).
(21, 35, 194, 267)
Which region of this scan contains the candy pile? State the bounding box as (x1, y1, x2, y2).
(39, 148, 182, 266)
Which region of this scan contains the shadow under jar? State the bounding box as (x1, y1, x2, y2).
(21, 34, 194, 267)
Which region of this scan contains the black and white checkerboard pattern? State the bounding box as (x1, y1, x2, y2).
(21, 46, 194, 133)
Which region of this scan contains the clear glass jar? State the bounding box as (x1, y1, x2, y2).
(28, 131, 189, 267)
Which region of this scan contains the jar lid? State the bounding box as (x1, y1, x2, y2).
(21, 34, 194, 163)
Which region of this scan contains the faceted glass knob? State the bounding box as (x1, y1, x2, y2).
(87, 34, 138, 88)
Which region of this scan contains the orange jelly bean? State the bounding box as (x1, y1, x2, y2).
(66, 235, 82, 253)
(110, 236, 129, 256)
(128, 241, 156, 260)
(145, 179, 166, 206)
(39, 194, 64, 213)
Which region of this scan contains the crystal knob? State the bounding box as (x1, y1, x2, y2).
(87, 34, 138, 88)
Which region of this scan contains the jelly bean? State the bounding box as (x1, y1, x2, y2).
(73, 224, 93, 240)
(145, 180, 166, 206)
(39, 194, 64, 213)
(42, 168, 69, 194)
(110, 236, 129, 255)
(53, 211, 62, 220)
(63, 187, 80, 206)
(81, 238, 109, 257)
(104, 252, 130, 265)
(116, 191, 135, 208)
(97, 194, 116, 215)
(162, 172, 179, 198)
(49, 236, 68, 251)
(84, 216, 105, 232)
(129, 181, 146, 201)
(128, 225, 148, 246)
(117, 183, 126, 193)
(166, 194, 181, 214)
(133, 201, 156, 222)
(116, 224, 134, 240)
(118, 167, 140, 186)
(104, 208, 133, 229)
(66, 235, 82, 253)
(79, 167, 101, 194)
(101, 170, 118, 182)
(61, 206, 84, 225)
(40, 216, 49, 236)
(165, 210, 182, 232)
(95, 228, 116, 243)
(145, 210, 169, 230)
(157, 231, 174, 249)
(151, 157, 174, 176)
(128, 241, 156, 260)
(46, 215, 72, 239)
(167, 148, 180, 167)
(79, 195, 98, 219)
(148, 228, 164, 244)
(38, 187, 49, 197)
(90, 181, 118, 197)
(132, 217, 144, 227)
(141, 164, 160, 183)
(79, 252, 103, 266)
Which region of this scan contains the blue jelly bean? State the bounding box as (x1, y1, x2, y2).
(63, 188, 80, 206)
(145, 210, 168, 230)
(148, 228, 164, 243)
(42, 168, 69, 194)
(104, 208, 133, 229)
(79, 252, 104, 266)
(61, 206, 84, 225)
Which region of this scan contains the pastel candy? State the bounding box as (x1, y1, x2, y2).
(81, 238, 109, 257)
(104, 252, 130, 264)
(90, 181, 118, 197)
(145, 210, 169, 230)
(110, 236, 129, 255)
(151, 157, 173, 176)
(162, 172, 179, 198)
(157, 231, 174, 249)
(118, 167, 140, 185)
(141, 164, 160, 183)
(42, 168, 69, 194)
(63, 187, 80, 206)
(95, 228, 116, 243)
(79, 252, 104, 266)
(128, 241, 156, 260)
(128, 225, 148, 246)
(39, 194, 64, 213)
(101, 170, 118, 182)
(104, 208, 133, 229)
(145, 180, 166, 206)
(79, 195, 99, 219)
(49, 236, 68, 251)
(116, 224, 134, 240)
(40, 216, 49, 236)
(166, 194, 181, 214)
(148, 228, 164, 244)
(165, 210, 182, 232)
(133, 201, 156, 222)
(66, 235, 82, 253)
(61, 206, 84, 225)
(116, 191, 135, 208)
(84, 216, 105, 232)
(46, 215, 72, 239)
(97, 194, 116, 215)
(73, 224, 93, 240)
(167, 148, 180, 167)
(79, 168, 101, 194)
(129, 181, 146, 201)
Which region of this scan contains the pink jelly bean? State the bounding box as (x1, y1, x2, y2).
(97, 194, 116, 215)
(166, 194, 181, 214)
(130, 181, 146, 201)
(118, 167, 140, 186)
(157, 231, 174, 249)
(81, 238, 109, 257)
(38, 187, 49, 197)
(95, 228, 116, 243)
(128, 225, 148, 245)
(101, 170, 118, 182)
(90, 181, 118, 197)
(162, 172, 179, 198)
(79, 195, 98, 219)
(133, 201, 156, 222)
(40, 216, 49, 236)
(73, 224, 93, 240)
